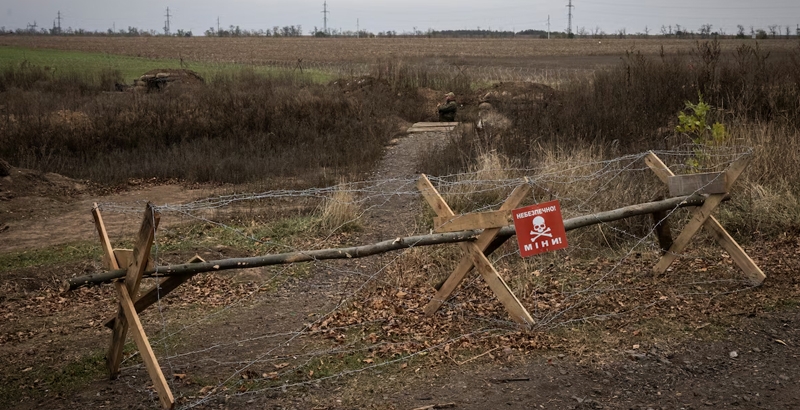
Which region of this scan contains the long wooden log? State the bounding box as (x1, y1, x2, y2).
(67, 194, 712, 290)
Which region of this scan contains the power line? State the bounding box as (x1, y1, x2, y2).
(566, 0, 574, 37)
(164, 7, 171, 36)
(322, 1, 330, 34)
(56, 11, 62, 34)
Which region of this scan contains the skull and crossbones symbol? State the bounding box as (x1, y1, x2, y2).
(530, 216, 552, 242)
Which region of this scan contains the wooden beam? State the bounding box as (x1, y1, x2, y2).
(433, 210, 512, 233)
(703, 216, 765, 285)
(125, 204, 161, 297)
(407, 122, 458, 133)
(115, 282, 175, 410)
(651, 196, 673, 254)
(668, 172, 727, 197)
(113, 249, 133, 270)
(419, 174, 532, 317)
(408, 128, 457, 133)
(112, 249, 154, 272)
(643, 152, 674, 185)
(410, 122, 459, 127)
(645, 151, 750, 192)
(417, 174, 456, 217)
(646, 152, 763, 282)
(465, 243, 534, 325)
(69, 194, 714, 289)
(108, 204, 160, 379)
(105, 255, 205, 329)
(408, 127, 456, 131)
(92, 204, 119, 271)
(653, 193, 726, 274)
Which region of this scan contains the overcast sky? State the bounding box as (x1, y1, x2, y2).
(2, 1, 799, 35)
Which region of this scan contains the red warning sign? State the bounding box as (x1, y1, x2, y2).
(512, 200, 568, 257)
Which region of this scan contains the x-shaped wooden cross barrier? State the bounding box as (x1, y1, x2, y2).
(644, 151, 765, 285)
(92, 203, 205, 410)
(417, 175, 535, 325)
(82, 157, 761, 407)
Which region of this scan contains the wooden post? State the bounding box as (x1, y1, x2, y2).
(644, 152, 765, 285)
(465, 243, 534, 325)
(418, 174, 534, 324)
(115, 282, 175, 409)
(93, 203, 120, 271)
(651, 194, 728, 273)
(107, 204, 160, 379)
(651, 196, 673, 254)
(92, 204, 196, 409)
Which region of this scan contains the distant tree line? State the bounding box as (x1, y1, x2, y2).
(203, 25, 302, 37)
(572, 23, 799, 39)
(0, 25, 188, 37)
(0, 23, 797, 39)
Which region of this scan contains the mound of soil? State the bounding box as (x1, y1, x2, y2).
(330, 76, 391, 94)
(0, 166, 87, 203)
(476, 81, 557, 104)
(140, 68, 204, 84)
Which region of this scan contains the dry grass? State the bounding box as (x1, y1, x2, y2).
(0, 65, 417, 185)
(424, 39, 800, 235)
(317, 180, 362, 232)
(718, 121, 800, 235)
(441, 149, 516, 214)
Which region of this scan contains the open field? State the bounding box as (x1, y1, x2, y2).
(1, 36, 799, 409)
(2, 36, 798, 67)
(0, 46, 335, 83)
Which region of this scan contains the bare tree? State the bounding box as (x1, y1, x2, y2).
(699, 23, 712, 38)
(768, 25, 778, 38)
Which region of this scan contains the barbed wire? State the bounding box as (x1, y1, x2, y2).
(95, 146, 756, 408)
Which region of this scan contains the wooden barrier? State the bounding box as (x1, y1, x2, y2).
(79, 158, 765, 405)
(407, 122, 459, 133)
(418, 174, 534, 325)
(644, 152, 765, 285)
(93, 203, 174, 409)
(71, 194, 723, 290)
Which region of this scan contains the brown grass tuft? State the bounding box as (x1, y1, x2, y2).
(317, 180, 362, 232)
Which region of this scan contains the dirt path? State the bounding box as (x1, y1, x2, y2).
(362, 132, 450, 240)
(0, 175, 215, 253)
